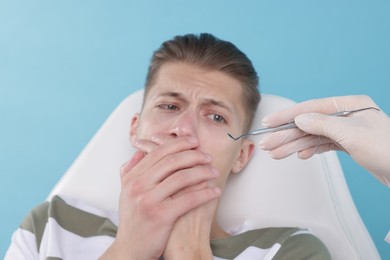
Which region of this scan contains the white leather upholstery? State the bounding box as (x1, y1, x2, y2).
(48, 90, 379, 259)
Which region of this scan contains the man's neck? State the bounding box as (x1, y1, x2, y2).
(210, 222, 230, 240)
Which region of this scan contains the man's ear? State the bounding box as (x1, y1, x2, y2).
(232, 139, 255, 174)
(129, 113, 140, 144)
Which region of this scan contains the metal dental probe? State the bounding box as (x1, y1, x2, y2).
(227, 107, 380, 141)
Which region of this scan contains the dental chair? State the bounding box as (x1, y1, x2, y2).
(48, 90, 380, 259)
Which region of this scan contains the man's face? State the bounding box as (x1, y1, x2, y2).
(131, 62, 254, 190)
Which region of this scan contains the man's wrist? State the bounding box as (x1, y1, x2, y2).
(163, 244, 213, 260)
(99, 241, 157, 260)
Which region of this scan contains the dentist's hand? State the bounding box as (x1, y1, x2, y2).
(259, 95, 390, 186)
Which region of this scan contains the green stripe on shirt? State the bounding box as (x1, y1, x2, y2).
(20, 196, 117, 251)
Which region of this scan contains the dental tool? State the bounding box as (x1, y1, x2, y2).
(227, 106, 380, 141)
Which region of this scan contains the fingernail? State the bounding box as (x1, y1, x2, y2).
(151, 136, 161, 144)
(295, 113, 315, 127)
(213, 187, 221, 195)
(132, 137, 143, 146)
(258, 140, 265, 149)
(131, 136, 138, 145)
(258, 136, 270, 149)
(262, 117, 270, 127)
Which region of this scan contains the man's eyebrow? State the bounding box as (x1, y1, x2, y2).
(157, 91, 185, 100)
(202, 98, 234, 113)
(156, 92, 234, 113)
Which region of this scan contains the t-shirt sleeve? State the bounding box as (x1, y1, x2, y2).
(4, 201, 49, 260)
(273, 233, 332, 260)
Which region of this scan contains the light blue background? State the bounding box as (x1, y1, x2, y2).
(1, 0, 389, 258)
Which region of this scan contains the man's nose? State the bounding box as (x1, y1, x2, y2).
(169, 111, 197, 138)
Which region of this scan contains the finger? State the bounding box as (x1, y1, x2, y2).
(132, 134, 178, 154)
(268, 135, 333, 159)
(295, 112, 356, 146)
(262, 113, 348, 156)
(297, 143, 343, 159)
(170, 181, 211, 199)
(261, 98, 339, 127)
(164, 187, 221, 219)
(132, 138, 160, 154)
(120, 150, 145, 177)
(144, 136, 199, 166)
(150, 134, 173, 146)
(152, 165, 219, 200)
(294, 113, 335, 137)
(259, 128, 308, 150)
(145, 150, 213, 185)
(123, 137, 200, 181)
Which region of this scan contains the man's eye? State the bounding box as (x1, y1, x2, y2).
(158, 104, 178, 110)
(208, 114, 226, 123)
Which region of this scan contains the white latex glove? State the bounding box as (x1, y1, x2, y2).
(259, 95, 390, 187)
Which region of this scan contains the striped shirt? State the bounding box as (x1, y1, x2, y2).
(5, 196, 331, 259)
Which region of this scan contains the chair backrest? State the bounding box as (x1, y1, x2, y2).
(48, 90, 379, 260)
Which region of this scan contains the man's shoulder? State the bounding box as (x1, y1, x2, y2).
(20, 195, 118, 239)
(211, 227, 331, 260)
(7, 196, 118, 259)
(272, 227, 332, 260)
(247, 227, 331, 259)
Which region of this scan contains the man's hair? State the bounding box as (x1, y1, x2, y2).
(144, 33, 260, 131)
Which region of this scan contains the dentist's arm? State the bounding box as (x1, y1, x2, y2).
(259, 95, 390, 186)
